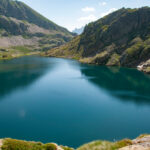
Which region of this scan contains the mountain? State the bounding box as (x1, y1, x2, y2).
(45, 7, 150, 74)
(73, 26, 84, 35)
(0, 0, 75, 59)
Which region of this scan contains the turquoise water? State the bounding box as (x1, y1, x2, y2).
(0, 56, 150, 148)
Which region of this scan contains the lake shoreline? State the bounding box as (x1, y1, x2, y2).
(1, 52, 149, 75)
(43, 54, 150, 75)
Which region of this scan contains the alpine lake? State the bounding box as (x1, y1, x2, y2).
(0, 56, 150, 148)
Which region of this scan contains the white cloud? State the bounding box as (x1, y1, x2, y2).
(82, 7, 95, 12)
(99, 2, 107, 6)
(100, 8, 117, 17)
(78, 14, 97, 22)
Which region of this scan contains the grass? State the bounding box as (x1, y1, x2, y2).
(106, 53, 120, 66)
(1, 139, 58, 150)
(126, 42, 143, 56)
(43, 36, 82, 59)
(1, 138, 75, 150)
(11, 46, 32, 53)
(77, 139, 132, 150)
(0, 46, 40, 60)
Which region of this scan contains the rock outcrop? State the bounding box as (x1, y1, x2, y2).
(119, 135, 150, 150)
(138, 59, 150, 74)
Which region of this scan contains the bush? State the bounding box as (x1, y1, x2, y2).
(44, 143, 57, 150)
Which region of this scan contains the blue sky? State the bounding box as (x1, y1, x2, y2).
(19, 0, 150, 31)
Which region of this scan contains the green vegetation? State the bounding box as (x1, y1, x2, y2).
(0, 46, 40, 60)
(101, 25, 109, 32)
(2, 139, 57, 150)
(11, 46, 32, 52)
(0, 138, 131, 150)
(1, 138, 75, 150)
(0, 138, 132, 150)
(126, 42, 143, 56)
(77, 139, 132, 150)
(107, 53, 120, 66)
(43, 36, 82, 59)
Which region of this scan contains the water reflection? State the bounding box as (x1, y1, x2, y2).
(0, 56, 54, 99)
(80, 64, 150, 104)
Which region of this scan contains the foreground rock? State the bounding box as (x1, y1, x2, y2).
(138, 59, 150, 74)
(119, 135, 150, 150)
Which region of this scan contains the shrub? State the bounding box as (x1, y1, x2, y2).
(44, 143, 57, 150)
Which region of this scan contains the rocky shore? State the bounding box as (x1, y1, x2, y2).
(0, 135, 150, 150)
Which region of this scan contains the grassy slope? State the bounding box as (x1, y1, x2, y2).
(43, 36, 82, 59)
(77, 139, 132, 150)
(0, 46, 40, 60)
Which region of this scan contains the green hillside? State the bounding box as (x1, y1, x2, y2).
(45, 7, 150, 73)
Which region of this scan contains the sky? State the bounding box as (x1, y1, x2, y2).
(19, 0, 150, 31)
